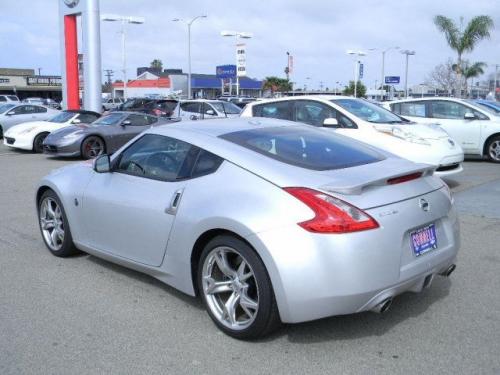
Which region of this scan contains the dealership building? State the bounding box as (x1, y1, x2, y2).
(0, 68, 62, 100)
(112, 67, 263, 99)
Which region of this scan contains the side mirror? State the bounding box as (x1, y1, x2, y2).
(6, 111, 15, 116)
(72, 118, 81, 124)
(464, 112, 475, 120)
(190, 115, 199, 120)
(121, 119, 131, 126)
(323, 118, 339, 127)
(94, 154, 111, 173)
(205, 109, 215, 116)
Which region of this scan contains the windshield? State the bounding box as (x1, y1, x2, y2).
(210, 101, 242, 115)
(0, 104, 16, 114)
(332, 98, 408, 124)
(465, 100, 500, 114)
(49, 111, 75, 123)
(220, 126, 384, 171)
(93, 113, 124, 125)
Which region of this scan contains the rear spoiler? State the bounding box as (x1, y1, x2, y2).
(319, 162, 436, 195)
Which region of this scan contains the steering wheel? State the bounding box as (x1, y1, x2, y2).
(145, 152, 178, 177)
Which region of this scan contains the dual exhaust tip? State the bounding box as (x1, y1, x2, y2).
(372, 264, 456, 314)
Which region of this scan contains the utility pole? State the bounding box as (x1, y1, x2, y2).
(285, 51, 290, 80)
(104, 69, 114, 85)
(38, 67, 42, 76)
(495, 64, 499, 100)
(319, 81, 324, 91)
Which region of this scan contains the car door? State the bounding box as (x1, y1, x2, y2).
(428, 100, 483, 153)
(81, 134, 195, 266)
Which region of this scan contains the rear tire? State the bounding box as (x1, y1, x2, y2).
(33, 132, 49, 153)
(81, 136, 105, 160)
(38, 189, 79, 257)
(197, 235, 281, 340)
(486, 135, 500, 163)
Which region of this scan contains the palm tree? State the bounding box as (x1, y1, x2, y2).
(462, 61, 487, 97)
(150, 59, 163, 71)
(434, 15, 494, 97)
(263, 76, 292, 94)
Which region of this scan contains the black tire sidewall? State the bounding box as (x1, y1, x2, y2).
(33, 133, 48, 153)
(486, 136, 500, 163)
(197, 235, 280, 339)
(38, 190, 78, 257)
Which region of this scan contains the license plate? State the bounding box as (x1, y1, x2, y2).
(410, 224, 438, 257)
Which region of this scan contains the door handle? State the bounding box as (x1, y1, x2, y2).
(165, 189, 184, 215)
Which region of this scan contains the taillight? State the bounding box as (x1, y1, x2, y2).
(387, 172, 422, 185)
(284, 187, 379, 233)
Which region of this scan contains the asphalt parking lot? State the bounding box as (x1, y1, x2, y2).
(0, 144, 499, 375)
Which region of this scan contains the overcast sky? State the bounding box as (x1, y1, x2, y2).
(1, 0, 499, 90)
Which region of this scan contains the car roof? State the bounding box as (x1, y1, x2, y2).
(388, 97, 464, 104)
(64, 109, 101, 116)
(152, 117, 299, 138)
(245, 95, 356, 104)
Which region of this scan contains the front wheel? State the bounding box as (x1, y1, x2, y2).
(38, 189, 79, 257)
(486, 136, 500, 163)
(33, 132, 49, 153)
(197, 235, 280, 339)
(81, 136, 105, 159)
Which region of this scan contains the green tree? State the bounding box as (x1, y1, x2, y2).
(342, 81, 366, 97)
(453, 60, 487, 97)
(150, 59, 163, 71)
(434, 15, 494, 97)
(263, 76, 292, 93)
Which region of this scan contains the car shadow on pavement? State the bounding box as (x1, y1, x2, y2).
(86, 255, 204, 310)
(270, 277, 452, 343)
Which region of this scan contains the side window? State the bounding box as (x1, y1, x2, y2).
(181, 102, 202, 113)
(203, 103, 216, 115)
(253, 101, 292, 120)
(0, 97, 6, 102)
(126, 114, 151, 126)
(430, 101, 468, 120)
(398, 102, 427, 117)
(294, 100, 336, 126)
(146, 115, 158, 125)
(13, 105, 30, 114)
(191, 149, 224, 178)
(78, 113, 100, 123)
(117, 134, 193, 181)
(34, 105, 47, 113)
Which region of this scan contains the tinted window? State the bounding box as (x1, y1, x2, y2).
(0, 97, 6, 102)
(127, 114, 154, 126)
(332, 99, 406, 123)
(93, 113, 124, 125)
(78, 113, 100, 123)
(192, 149, 223, 177)
(33, 105, 47, 113)
(430, 101, 486, 120)
(181, 102, 202, 113)
(394, 102, 427, 117)
(253, 101, 292, 120)
(294, 100, 336, 126)
(0, 104, 16, 113)
(7, 96, 19, 101)
(117, 134, 193, 181)
(220, 126, 384, 171)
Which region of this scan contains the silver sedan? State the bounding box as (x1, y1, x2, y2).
(36, 118, 459, 339)
(0, 103, 59, 137)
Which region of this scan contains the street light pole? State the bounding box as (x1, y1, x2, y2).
(173, 15, 206, 99)
(102, 14, 145, 101)
(370, 46, 399, 100)
(346, 50, 366, 98)
(495, 64, 499, 100)
(401, 50, 416, 98)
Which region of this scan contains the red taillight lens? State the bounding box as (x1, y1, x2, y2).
(284, 187, 379, 233)
(387, 172, 422, 185)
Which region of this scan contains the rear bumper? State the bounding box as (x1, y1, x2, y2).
(246, 187, 460, 323)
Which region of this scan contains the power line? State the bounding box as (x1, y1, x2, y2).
(104, 69, 114, 85)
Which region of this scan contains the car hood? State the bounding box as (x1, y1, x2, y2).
(373, 123, 450, 140)
(45, 124, 92, 143)
(4, 120, 50, 134)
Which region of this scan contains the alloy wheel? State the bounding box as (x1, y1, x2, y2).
(202, 246, 259, 331)
(83, 137, 104, 158)
(488, 140, 500, 161)
(39, 197, 65, 251)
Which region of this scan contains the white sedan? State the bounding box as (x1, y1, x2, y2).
(383, 97, 500, 162)
(3, 110, 101, 153)
(240, 96, 464, 176)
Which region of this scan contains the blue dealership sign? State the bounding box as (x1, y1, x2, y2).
(216, 65, 237, 79)
(359, 63, 364, 79)
(385, 76, 400, 84)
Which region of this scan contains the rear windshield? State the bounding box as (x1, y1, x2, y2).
(220, 126, 384, 171)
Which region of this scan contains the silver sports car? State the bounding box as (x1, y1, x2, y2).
(36, 118, 459, 339)
(42, 111, 177, 159)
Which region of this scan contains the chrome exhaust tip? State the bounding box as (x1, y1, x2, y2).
(372, 298, 392, 314)
(440, 264, 456, 277)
